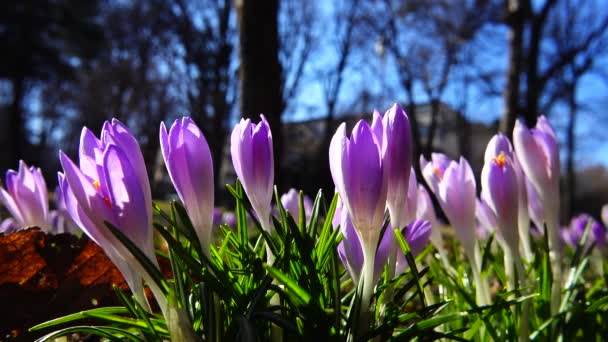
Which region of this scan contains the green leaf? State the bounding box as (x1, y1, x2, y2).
(264, 264, 312, 305)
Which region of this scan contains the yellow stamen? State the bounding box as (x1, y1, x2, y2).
(434, 167, 443, 180)
(493, 152, 506, 168)
(92, 179, 111, 207)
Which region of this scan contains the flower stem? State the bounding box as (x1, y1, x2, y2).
(357, 242, 377, 339)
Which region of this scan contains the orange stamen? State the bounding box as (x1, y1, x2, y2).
(493, 152, 506, 168)
(434, 167, 443, 180)
(93, 179, 112, 207)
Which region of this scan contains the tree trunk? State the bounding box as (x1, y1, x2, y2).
(501, 0, 525, 136)
(235, 0, 284, 189)
(566, 83, 577, 218)
(425, 98, 440, 156)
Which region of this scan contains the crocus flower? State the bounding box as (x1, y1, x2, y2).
(337, 207, 391, 285)
(395, 219, 432, 274)
(513, 116, 560, 239)
(161, 117, 215, 255)
(421, 155, 477, 254)
(561, 214, 606, 251)
(485, 133, 532, 260)
(380, 104, 412, 230)
(602, 205, 608, 229)
(59, 119, 156, 306)
(231, 115, 274, 232)
(421, 154, 490, 305)
(513, 116, 562, 312)
(330, 119, 388, 312)
(481, 146, 519, 257)
(0, 161, 50, 232)
(329, 120, 387, 249)
(280, 188, 313, 223)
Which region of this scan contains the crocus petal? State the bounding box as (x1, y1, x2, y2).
(0, 187, 24, 224)
(0, 218, 18, 233)
(103, 145, 153, 258)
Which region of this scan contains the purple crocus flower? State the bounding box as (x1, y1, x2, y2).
(481, 147, 519, 256)
(280, 188, 313, 223)
(395, 219, 432, 274)
(561, 214, 606, 250)
(231, 115, 274, 232)
(337, 207, 391, 285)
(58, 119, 156, 305)
(161, 117, 215, 255)
(485, 133, 532, 260)
(421, 155, 477, 254)
(222, 211, 237, 228)
(330, 120, 388, 311)
(513, 116, 560, 240)
(380, 104, 413, 230)
(0, 161, 50, 232)
(329, 120, 387, 250)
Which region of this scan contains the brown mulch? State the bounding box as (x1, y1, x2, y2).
(0, 228, 132, 341)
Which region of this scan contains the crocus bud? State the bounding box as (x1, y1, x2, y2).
(381, 104, 413, 230)
(0, 161, 50, 232)
(481, 147, 519, 255)
(231, 115, 274, 232)
(59, 120, 156, 306)
(513, 116, 560, 229)
(337, 208, 391, 285)
(395, 219, 431, 274)
(161, 117, 215, 255)
(602, 205, 608, 229)
(329, 120, 387, 249)
(422, 155, 477, 254)
(514, 116, 562, 312)
(330, 119, 388, 313)
(52, 186, 80, 235)
(280, 188, 313, 223)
